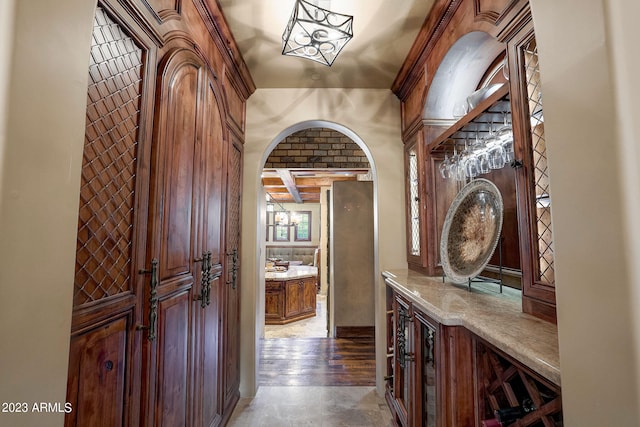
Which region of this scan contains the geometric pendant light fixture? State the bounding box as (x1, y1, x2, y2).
(282, 0, 353, 66)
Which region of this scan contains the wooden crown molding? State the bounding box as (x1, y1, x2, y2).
(473, 0, 520, 26)
(194, 0, 256, 98)
(391, 0, 464, 99)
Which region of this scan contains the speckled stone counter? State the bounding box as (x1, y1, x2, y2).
(383, 269, 560, 386)
(265, 265, 317, 280)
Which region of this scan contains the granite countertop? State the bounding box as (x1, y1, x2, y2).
(383, 269, 560, 386)
(265, 265, 318, 281)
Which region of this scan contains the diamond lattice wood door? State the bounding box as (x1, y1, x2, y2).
(66, 5, 154, 426)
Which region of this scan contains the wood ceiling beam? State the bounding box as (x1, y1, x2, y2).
(294, 176, 357, 186)
(276, 168, 303, 203)
(261, 177, 284, 186)
(295, 187, 321, 193)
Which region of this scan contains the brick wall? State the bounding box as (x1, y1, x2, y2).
(265, 128, 370, 168)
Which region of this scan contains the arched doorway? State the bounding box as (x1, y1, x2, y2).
(255, 120, 378, 360)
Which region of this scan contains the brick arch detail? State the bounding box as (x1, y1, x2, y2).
(265, 127, 370, 169)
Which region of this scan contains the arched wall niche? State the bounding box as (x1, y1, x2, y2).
(423, 31, 505, 122)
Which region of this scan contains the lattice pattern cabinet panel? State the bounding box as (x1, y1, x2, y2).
(74, 5, 144, 307)
(476, 340, 562, 426)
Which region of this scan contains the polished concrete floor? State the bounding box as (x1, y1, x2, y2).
(227, 294, 393, 426)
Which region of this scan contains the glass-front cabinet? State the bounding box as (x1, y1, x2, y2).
(392, 294, 414, 426)
(397, 2, 557, 322)
(387, 291, 440, 427)
(388, 1, 563, 426)
(404, 132, 430, 274)
(509, 22, 557, 321)
(415, 311, 437, 427)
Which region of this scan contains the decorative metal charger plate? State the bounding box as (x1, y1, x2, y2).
(440, 178, 503, 284)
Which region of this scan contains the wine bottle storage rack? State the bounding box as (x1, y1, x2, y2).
(476, 340, 562, 426)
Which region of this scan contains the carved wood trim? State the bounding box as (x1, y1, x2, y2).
(114, 0, 164, 45)
(473, 0, 520, 26)
(496, 2, 532, 42)
(402, 116, 424, 142)
(139, 0, 182, 23)
(522, 296, 557, 323)
(193, 0, 256, 98)
(392, 0, 464, 98)
(223, 66, 246, 133)
(70, 294, 138, 335)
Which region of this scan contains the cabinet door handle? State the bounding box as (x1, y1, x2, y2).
(137, 259, 159, 341)
(194, 251, 212, 308)
(226, 249, 238, 289)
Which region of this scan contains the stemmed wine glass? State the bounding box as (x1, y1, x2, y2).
(461, 139, 478, 179)
(474, 130, 490, 175)
(486, 120, 506, 169)
(496, 113, 514, 163)
(439, 152, 449, 179)
(449, 144, 465, 181)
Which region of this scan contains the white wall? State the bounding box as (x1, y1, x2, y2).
(530, 0, 640, 424)
(0, 1, 95, 426)
(240, 88, 407, 396)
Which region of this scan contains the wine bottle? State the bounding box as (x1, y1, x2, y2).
(494, 399, 537, 425)
(494, 406, 523, 424)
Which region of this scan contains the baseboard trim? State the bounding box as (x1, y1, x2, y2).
(335, 326, 375, 338)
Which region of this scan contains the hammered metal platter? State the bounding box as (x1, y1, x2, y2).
(440, 178, 504, 284)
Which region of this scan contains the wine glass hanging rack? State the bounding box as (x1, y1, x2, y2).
(429, 83, 512, 154)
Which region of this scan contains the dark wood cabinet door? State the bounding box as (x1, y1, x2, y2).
(66, 317, 128, 427)
(69, 2, 251, 426)
(196, 73, 227, 427)
(153, 291, 191, 426)
(414, 311, 439, 427)
(265, 282, 284, 321)
(507, 20, 557, 322)
(393, 294, 415, 426)
(66, 4, 155, 426)
(142, 48, 206, 427)
(221, 139, 242, 417)
(285, 280, 303, 316)
(302, 278, 316, 314)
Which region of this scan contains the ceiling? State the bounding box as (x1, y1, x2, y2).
(262, 168, 370, 203)
(218, 0, 433, 202)
(217, 0, 435, 89)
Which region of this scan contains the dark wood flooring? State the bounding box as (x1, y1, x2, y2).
(259, 337, 376, 386)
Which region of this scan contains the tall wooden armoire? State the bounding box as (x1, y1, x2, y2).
(64, 1, 253, 425)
